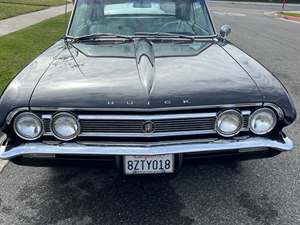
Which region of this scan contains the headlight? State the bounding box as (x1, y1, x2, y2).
(215, 110, 243, 137)
(51, 113, 80, 141)
(13, 112, 43, 140)
(249, 108, 277, 135)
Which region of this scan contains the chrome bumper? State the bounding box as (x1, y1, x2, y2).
(0, 135, 294, 160)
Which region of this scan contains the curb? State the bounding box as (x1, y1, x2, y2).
(208, 1, 300, 7)
(281, 15, 300, 21)
(264, 11, 300, 23)
(274, 12, 300, 22)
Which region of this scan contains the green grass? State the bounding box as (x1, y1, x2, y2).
(0, 0, 65, 7)
(0, 0, 66, 19)
(280, 12, 300, 17)
(0, 14, 69, 94)
(0, 3, 46, 20)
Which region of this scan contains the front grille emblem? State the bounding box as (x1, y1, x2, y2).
(142, 121, 155, 133)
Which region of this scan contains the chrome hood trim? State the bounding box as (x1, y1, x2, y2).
(6, 103, 262, 125)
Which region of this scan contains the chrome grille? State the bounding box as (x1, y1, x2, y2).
(154, 118, 216, 132)
(78, 117, 216, 133)
(80, 120, 143, 133)
(42, 112, 250, 138)
(243, 115, 249, 129)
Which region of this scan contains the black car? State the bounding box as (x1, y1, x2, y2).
(0, 0, 296, 174)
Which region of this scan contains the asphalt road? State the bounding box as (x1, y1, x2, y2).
(1, 2, 300, 225)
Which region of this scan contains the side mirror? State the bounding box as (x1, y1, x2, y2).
(219, 25, 232, 40)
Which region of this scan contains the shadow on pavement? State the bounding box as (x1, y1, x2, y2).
(7, 160, 280, 225)
(15, 166, 195, 225)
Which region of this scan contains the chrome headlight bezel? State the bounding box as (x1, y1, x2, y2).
(249, 108, 277, 135)
(13, 112, 44, 141)
(51, 112, 80, 141)
(215, 110, 243, 137)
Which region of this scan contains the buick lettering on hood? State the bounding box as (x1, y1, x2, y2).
(0, 0, 296, 175)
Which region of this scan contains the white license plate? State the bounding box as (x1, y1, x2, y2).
(124, 154, 174, 175)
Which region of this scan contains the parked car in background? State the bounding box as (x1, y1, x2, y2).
(0, 0, 296, 175)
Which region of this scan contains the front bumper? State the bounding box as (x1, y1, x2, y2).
(0, 134, 294, 160)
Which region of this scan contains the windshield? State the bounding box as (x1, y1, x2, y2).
(68, 0, 215, 37)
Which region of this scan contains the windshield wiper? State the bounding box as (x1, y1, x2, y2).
(134, 32, 195, 41)
(71, 33, 134, 42)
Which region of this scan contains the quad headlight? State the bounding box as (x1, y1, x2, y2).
(13, 112, 44, 140)
(51, 113, 80, 141)
(215, 110, 243, 137)
(249, 108, 277, 135)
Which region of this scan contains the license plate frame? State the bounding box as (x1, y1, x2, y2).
(123, 154, 175, 175)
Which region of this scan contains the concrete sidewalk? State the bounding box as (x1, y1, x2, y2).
(0, 4, 72, 37)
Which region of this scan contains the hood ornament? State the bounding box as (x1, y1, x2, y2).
(142, 121, 155, 133)
(135, 40, 155, 97)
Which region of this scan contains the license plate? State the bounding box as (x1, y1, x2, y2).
(124, 154, 174, 175)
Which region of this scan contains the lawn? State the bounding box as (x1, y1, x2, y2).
(0, 14, 69, 94)
(0, 3, 46, 20)
(0, 0, 65, 7)
(280, 12, 300, 17)
(0, 0, 66, 20)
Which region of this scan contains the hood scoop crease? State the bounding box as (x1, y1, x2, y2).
(135, 39, 156, 97)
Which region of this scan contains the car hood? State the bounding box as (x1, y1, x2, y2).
(30, 40, 261, 109)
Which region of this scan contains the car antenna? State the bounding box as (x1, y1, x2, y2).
(63, 0, 71, 41)
(64, 0, 74, 42)
(64, 0, 68, 35)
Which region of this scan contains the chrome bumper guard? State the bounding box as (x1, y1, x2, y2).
(0, 134, 294, 160)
